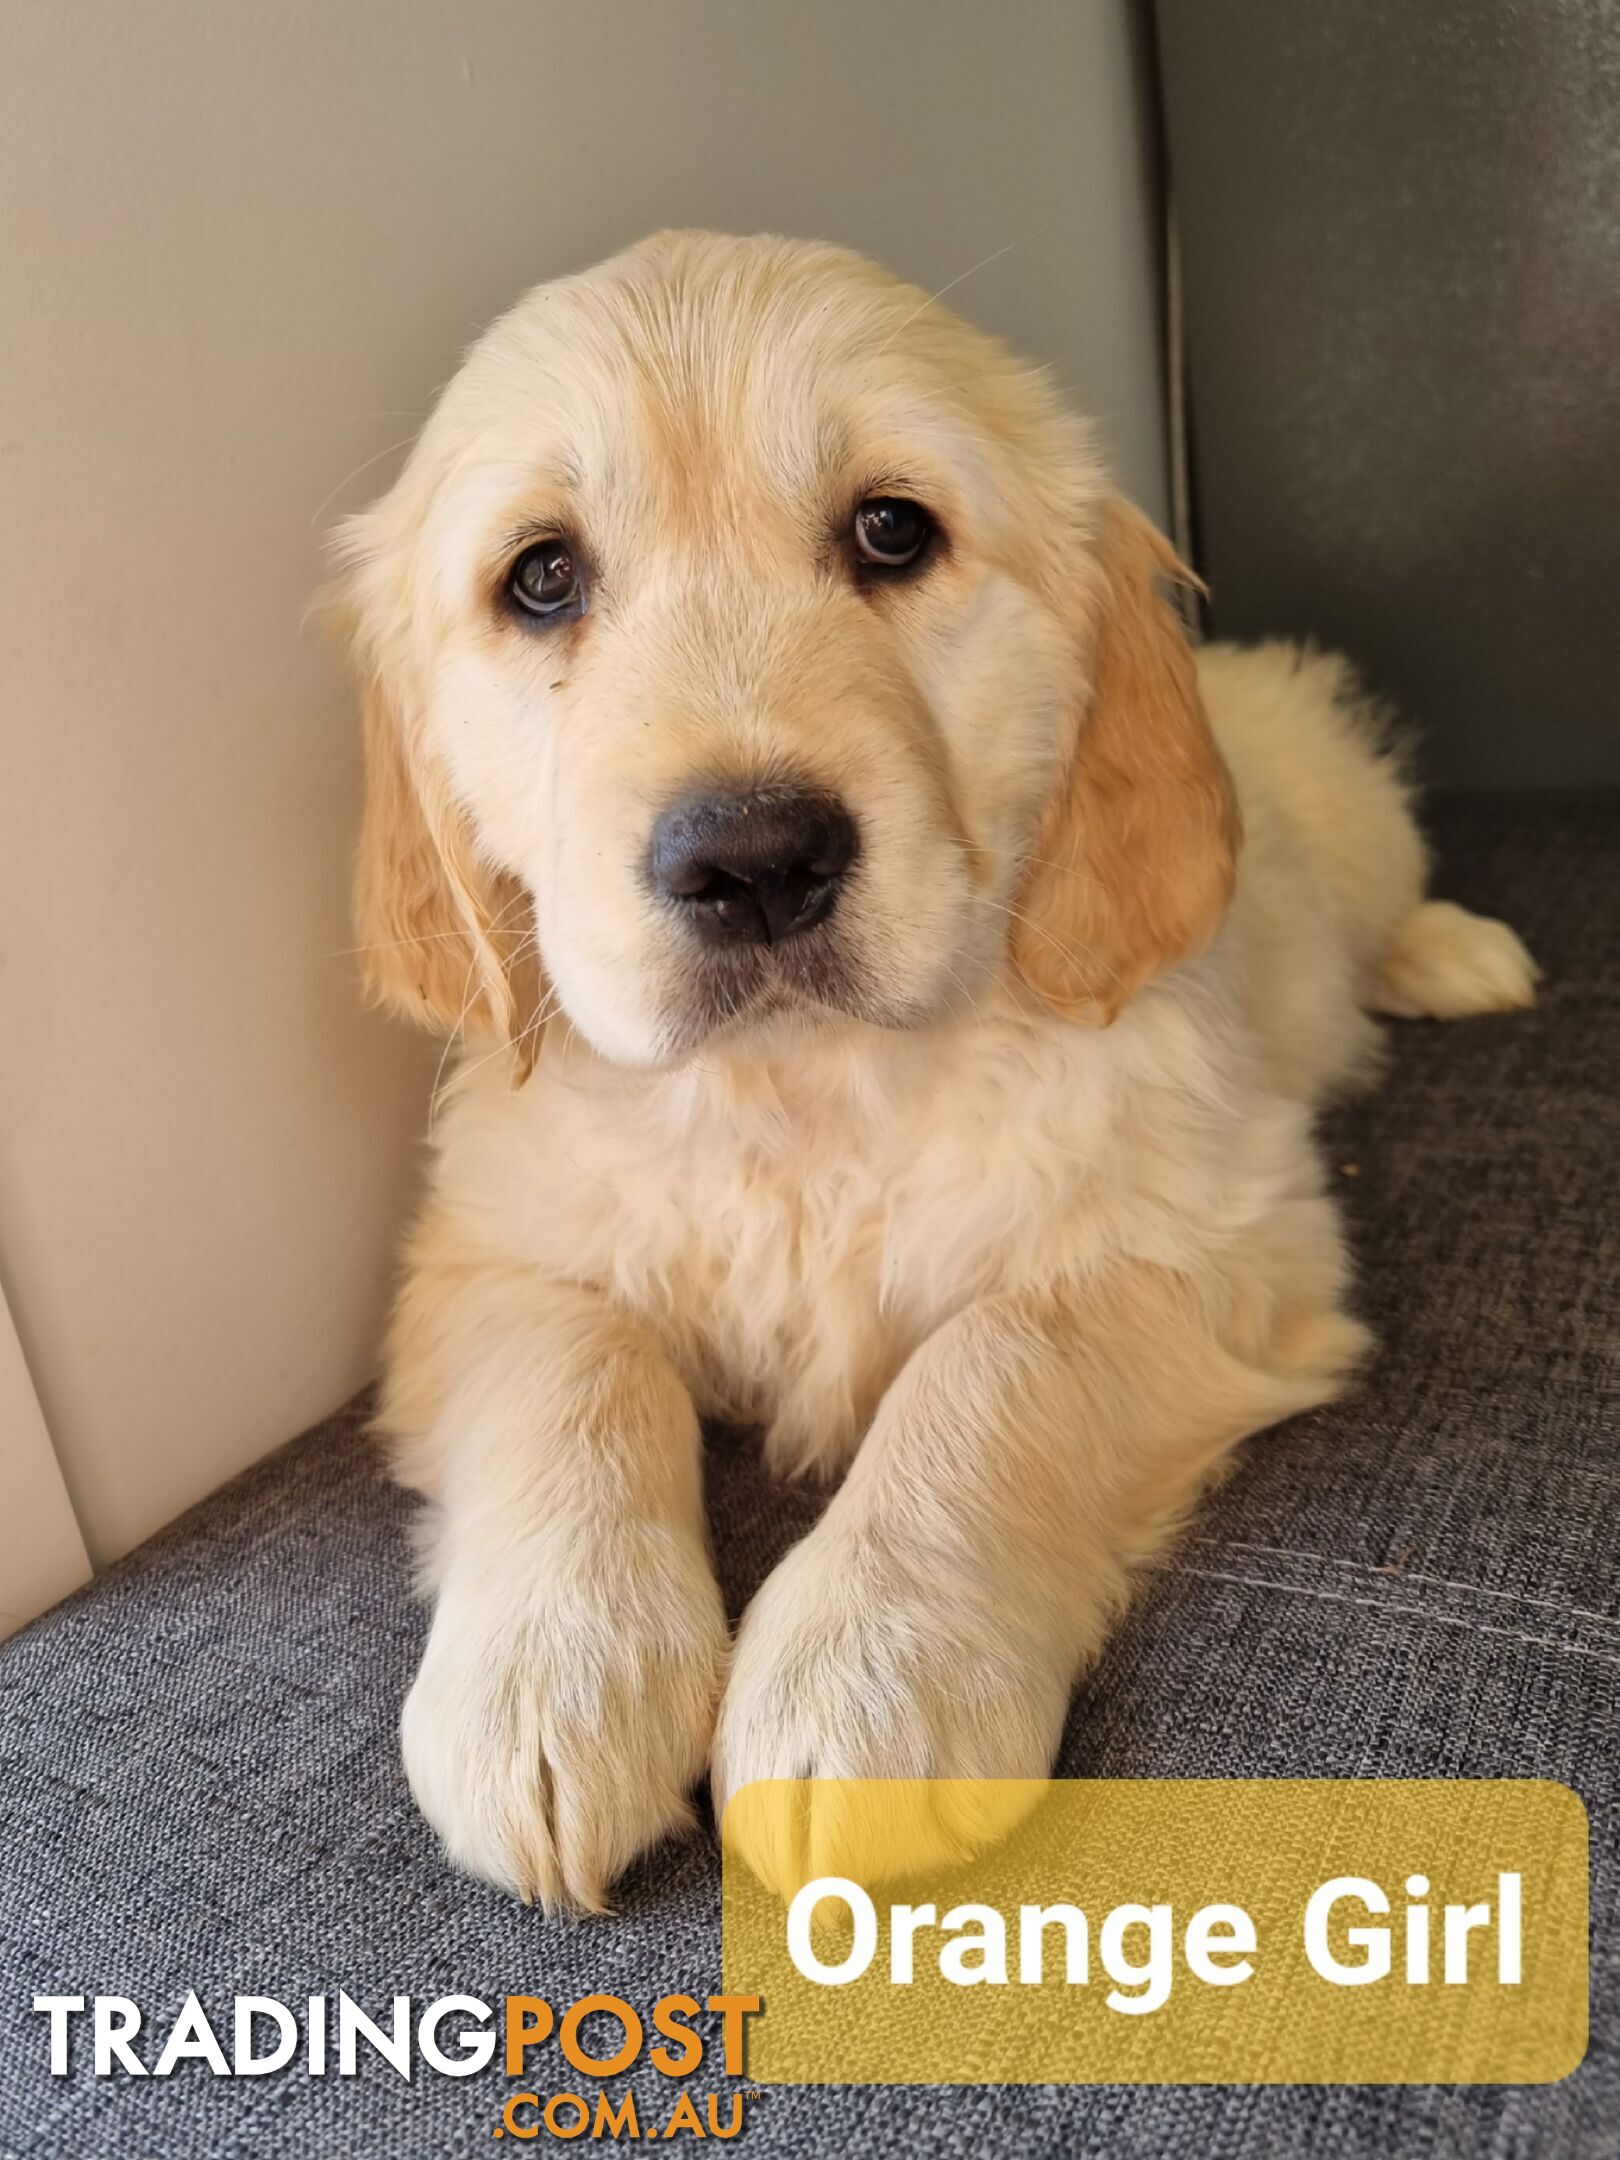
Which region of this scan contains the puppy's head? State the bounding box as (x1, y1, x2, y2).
(338, 231, 1238, 1070)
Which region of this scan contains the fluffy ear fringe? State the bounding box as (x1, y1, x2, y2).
(1013, 501, 1240, 1023)
(355, 669, 542, 1059)
(334, 559, 544, 1083)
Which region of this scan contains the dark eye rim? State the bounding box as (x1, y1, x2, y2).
(851, 495, 939, 578)
(504, 535, 589, 623)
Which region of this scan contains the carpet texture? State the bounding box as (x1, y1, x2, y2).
(1, 791, 1615, 2157)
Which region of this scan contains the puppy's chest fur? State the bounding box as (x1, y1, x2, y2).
(439, 982, 1299, 1475)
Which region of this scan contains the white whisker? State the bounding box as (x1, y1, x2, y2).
(878, 236, 1032, 352)
(310, 433, 423, 530)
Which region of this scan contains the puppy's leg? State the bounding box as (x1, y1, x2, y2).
(1371, 898, 1539, 1019)
(1199, 641, 1537, 1049)
(713, 1262, 1360, 1896)
(383, 1246, 727, 1910)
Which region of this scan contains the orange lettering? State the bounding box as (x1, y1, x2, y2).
(544, 2090, 590, 2139)
(662, 2088, 704, 2136)
(560, 1994, 642, 2079)
(650, 1995, 703, 2078)
(707, 2092, 745, 2139)
(704, 1995, 762, 2077)
(500, 2091, 541, 2140)
(595, 2089, 640, 2138)
(503, 1998, 553, 2076)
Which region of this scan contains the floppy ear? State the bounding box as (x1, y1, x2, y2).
(350, 642, 545, 1081)
(1012, 500, 1240, 1023)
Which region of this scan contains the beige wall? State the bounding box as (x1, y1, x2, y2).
(0, 1288, 91, 1639)
(0, 0, 1166, 1574)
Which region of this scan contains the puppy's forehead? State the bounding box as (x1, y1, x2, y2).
(438, 236, 1014, 536)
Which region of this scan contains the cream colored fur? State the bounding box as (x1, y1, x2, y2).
(337, 232, 1538, 1908)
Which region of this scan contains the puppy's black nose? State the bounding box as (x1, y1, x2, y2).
(650, 787, 858, 946)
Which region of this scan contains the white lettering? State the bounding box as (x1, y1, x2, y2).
(939, 1905, 1008, 1987)
(31, 1996, 84, 2078)
(1304, 1877, 1391, 1985)
(1499, 1872, 1522, 1984)
(153, 1992, 229, 2077)
(234, 1997, 297, 2075)
(336, 1993, 412, 2078)
(786, 1879, 877, 1988)
(93, 1998, 147, 2077)
(417, 1995, 495, 2076)
(1099, 1904, 1173, 2015)
(1018, 1904, 1089, 1984)
(1184, 1904, 1256, 1987)
(889, 1904, 936, 1984)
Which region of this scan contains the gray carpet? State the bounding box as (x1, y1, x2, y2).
(1, 792, 1615, 2158)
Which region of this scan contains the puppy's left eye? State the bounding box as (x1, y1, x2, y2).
(507, 538, 586, 622)
(853, 497, 934, 571)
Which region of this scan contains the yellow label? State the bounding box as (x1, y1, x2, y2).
(720, 1779, 1587, 2084)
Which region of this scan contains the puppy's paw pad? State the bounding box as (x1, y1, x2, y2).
(1374, 900, 1539, 1019)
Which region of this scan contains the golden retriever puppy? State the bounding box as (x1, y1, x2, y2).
(336, 231, 1537, 1909)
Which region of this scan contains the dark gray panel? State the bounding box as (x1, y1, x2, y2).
(1155, 1, 1620, 786)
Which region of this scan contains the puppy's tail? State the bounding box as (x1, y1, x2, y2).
(1371, 898, 1540, 1020)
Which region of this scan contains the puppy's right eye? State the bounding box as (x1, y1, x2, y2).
(507, 539, 586, 622)
(853, 497, 934, 573)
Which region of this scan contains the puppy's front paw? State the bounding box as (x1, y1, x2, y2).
(711, 1523, 1067, 1897)
(402, 1526, 727, 1910)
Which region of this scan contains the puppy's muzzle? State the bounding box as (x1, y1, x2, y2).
(650, 786, 859, 947)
